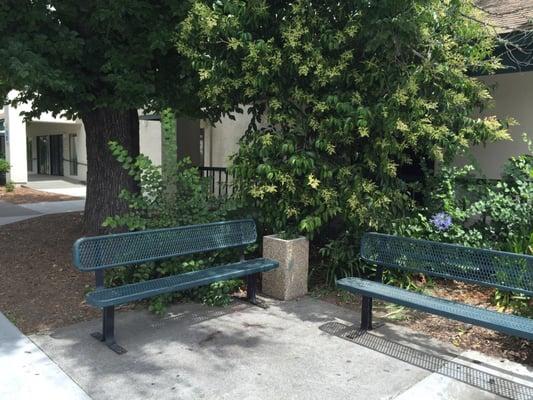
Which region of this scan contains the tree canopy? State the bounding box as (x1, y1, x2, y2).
(0, 1, 197, 118)
(0, 1, 199, 233)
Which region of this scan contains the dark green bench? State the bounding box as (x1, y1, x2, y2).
(72, 219, 279, 354)
(336, 233, 533, 340)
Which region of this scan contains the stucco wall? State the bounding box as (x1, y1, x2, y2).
(139, 120, 162, 166)
(455, 71, 533, 179)
(25, 119, 160, 182)
(2, 91, 84, 184)
(203, 108, 260, 168)
(4, 96, 162, 184)
(26, 121, 86, 180)
(5, 103, 29, 184)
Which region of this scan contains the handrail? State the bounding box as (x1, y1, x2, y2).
(198, 166, 233, 197)
(62, 158, 87, 167)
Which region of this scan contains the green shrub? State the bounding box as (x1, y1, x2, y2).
(4, 181, 14, 192)
(481, 155, 533, 252)
(179, 0, 510, 286)
(315, 234, 363, 285)
(103, 142, 245, 313)
(0, 158, 10, 174)
(479, 148, 533, 315)
(392, 164, 489, 247)
(392, 145, 533, 315)
(181, 0, 509, 237)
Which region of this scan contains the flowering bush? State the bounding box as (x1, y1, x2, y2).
(180, 0, 508, 246)
(393, 147, 533, 315)
(430, 212, 452, 231)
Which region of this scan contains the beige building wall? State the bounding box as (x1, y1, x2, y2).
(455, 71, 533, 179)
(139, 119, 162, 166)
(202, 108, 256, 168)
(25, 119, 159, 183)
(26, 121, 86, 180)
(5, 103, 29, 184)
(3, 92, 162, 185)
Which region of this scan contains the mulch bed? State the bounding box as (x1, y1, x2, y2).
(0, 212, 98, 334)
(0, 186, 81, 204)
(318, 281, 533, 366)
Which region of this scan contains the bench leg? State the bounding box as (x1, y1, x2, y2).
(91, 306, 127, 355)
(246, 273, 259, 305)
(361, 296, 373, 330)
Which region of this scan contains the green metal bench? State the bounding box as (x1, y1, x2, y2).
(72, 219, 279, 354)
(336, 233, 533, 340)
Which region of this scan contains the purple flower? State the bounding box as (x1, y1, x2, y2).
(431, 212, 452, 231)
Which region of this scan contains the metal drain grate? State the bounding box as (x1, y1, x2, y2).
(320, 321, 533, 400)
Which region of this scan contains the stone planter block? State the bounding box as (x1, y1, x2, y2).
(262, 235, 309, 300)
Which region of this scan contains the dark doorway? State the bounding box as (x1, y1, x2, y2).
(176, 118, 203, 167)
(49, 134, 63, 175)
(37, 135, 64, 176)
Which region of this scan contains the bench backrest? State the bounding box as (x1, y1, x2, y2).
(73, 219, 257, 271)
(360, 232, 533, 296)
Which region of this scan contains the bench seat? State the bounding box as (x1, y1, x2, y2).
(87, 258, 278, 308)
(337, 277, 533, 340)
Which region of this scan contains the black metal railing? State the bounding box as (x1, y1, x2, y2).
(199, 166, 233, 197)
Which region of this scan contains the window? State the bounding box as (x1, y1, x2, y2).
(69, 134, 78, 176)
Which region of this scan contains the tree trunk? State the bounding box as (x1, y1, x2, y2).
(81, 108, 139, 234)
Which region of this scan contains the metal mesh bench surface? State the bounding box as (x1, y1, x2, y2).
(71, 219, 278, 353)
(337, 277, 533, 340)
(87, 258, 278, 308)
(73, 219, 257, 271)
(361, 232, 533, 296)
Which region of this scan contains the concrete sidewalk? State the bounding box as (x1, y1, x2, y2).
(26, 175, 86, 198)
(0, 200, 41, 225)
(30, 297, 533, 400)
(0, 312, 91, 400)
(0, 199, 84, 226)
(21, 199, 85, 214)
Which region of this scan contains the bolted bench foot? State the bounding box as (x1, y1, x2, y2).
(91, 306, 127, 355)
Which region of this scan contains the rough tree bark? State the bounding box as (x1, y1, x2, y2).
(81, 108, 139, 234)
